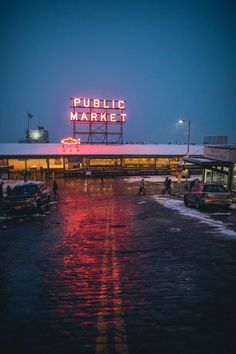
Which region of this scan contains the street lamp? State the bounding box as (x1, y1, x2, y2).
(178, 119, 191, 156)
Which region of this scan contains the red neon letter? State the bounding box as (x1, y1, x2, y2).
(93, 99, 100, 108)
(110, 113, 116, 122)
(73, 98, 80, 107)
(83, 98, 90, 107)
(70, 112, 78, 120)
(112, 100, 116, 109)
(100, 113, 107, 122)
(81, 112, 88, 121)
(120, 113, 127, 122)
(118, 100, 125, 109)
(103, 100, 109, 109)
(91, 112, 97, 121)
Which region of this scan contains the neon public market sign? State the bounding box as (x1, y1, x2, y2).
(70, 97, 127, 123)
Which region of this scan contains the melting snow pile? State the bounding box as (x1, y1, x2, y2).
(123, 175, 201, 184)
(152, 195, 236, 237)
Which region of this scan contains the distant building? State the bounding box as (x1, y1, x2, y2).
(19, 126, 49, 143)
(203, 136, 228, 145)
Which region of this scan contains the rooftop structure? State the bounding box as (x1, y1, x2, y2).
(19, 126, 49, 143)
(203, 136, 228, 145)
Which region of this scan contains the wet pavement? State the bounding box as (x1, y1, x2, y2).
(1, 178, 236, 354)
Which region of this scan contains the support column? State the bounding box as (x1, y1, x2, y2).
(228, 163, 233, 191)
(63, 157, 66, 177)
(46, 159, 50, 181)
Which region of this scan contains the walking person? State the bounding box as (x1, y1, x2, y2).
(52, 180, 58, 200)
(162, 177, 168, 192)
(162, 177, 172, 195)
(166, 178, 172, 195)
(162, 177, 169, 194)
(138, 178, 146, 195)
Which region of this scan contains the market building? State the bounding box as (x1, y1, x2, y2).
(0, 143, 203, 180)
(185, 145, 236, 192)
(0, 97, 206, 181)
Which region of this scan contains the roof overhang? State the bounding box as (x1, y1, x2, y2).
(183, 156, 231, 167)
(0, 143, 204, 158)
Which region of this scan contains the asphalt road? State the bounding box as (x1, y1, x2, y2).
(1, 178, 236, 354)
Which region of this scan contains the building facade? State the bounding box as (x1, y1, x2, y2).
(0, 143, 203, 180)
(185, 145, 236, 191)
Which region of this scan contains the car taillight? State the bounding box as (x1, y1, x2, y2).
(202, 193, 209, 198)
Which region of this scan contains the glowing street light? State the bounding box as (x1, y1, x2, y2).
(178, 119, 191, 156)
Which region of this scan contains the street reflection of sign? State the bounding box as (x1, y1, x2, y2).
(70, 97, 127, 123)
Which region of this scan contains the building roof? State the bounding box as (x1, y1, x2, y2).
(0, 143, 204, 158)
(204, 144, 236, 163)
(184, 156, 231, 166)
(206, 144, 236, 150)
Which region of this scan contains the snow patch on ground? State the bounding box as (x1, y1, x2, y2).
(169, 227, 181, 232)
(32, 213, 46, 217)
(209, 212, 231, 216)
(123, 175, 201, 183)
(0, 216, 8, 221)
(152, 195, 236, 237)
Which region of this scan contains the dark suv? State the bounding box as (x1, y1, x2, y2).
(4, 182, 51, 214)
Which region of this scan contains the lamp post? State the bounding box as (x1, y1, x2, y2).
(178, 119, 191, 156)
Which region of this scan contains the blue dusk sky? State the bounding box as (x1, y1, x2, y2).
(1, 0, 236, 144)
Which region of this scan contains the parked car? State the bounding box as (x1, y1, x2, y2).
(184, 183, 232, 209)
(4, 182, 50, 214)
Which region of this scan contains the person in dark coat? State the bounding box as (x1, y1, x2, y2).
(163, 176, 169, 187)
(166, 178, 172, 194)
(138, 178, 146, 195)
(162, 177, 169, 194)
(52, 180, 58, 200)
(162, 178, 172, 195)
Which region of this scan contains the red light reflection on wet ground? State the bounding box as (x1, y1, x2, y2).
(2, 178, 236, 354)
(48, 178, 136, 353)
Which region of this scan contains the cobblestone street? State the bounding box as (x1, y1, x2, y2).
(1, 178, 236, 354)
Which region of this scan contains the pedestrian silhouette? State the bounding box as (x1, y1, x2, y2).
(163, 177, 168, 188)
(138, 178, 146, 195)
(52, 180, 58, 200)
(162, 178, 172, 195)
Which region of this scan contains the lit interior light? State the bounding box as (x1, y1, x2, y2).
(31, 131, 41, 140)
